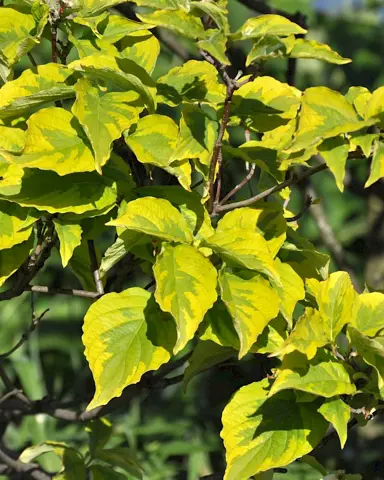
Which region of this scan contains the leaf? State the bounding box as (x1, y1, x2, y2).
(86, 418, 112, 456)
(163, 158, 192, 190)
(246, 35, 294, 65)
(2, 169, 117, 215)
(137, 9, 205, 39)
(96, 14, 155, 43)
(219, 268, 279, 359)
(14, 107, 96, 175)
(0, 126, 25, 153)
(69, 56, 156, 113)
(153, 243, 217, 354)
(365, 85, 384, 127)
(128, 0, 190, 10)
(318, 397, 350, 448)
(70, 0, 128, 16)
(0, 236, 32, 288)
(69, 239, 103, 291)
(346, 86, 372, 119)
(274, 258, 305, 327)
(365, 140, 384, 188)
(53, 220, 83, 268)
(93, 448, 143, 479)
(0, 200, 36, 249)
(197, 30, 230, 65)
(290, 39, 351, 64)
(352, 292, 384, 337)
(125, 114, 178, 168)
(203, 229, 281, 285)
(318, 136, 349, 192)
(252, 316, 287, 355)
(199, 300, 240, 349)
(286, 87, 374, 153)
(156, 60, 225, 107)
(0, 68, 75, 119)
(99, 232, 145, 278)
(191, 2, 229, 33)
(83, 288, 176, 410)
(107, 197, 193, 244)
(119, 30, 160, 74)
(72, 79, 140, 173)
(274, 308, 329, 360)
(348, 327, 384, 393)
(0, 155, 24, 196)
(221, 379, 328, 480)
(183, 340, 235, 390)
(232, 14, 307, 40)
(316, 272, 357, 342)
(90, 465, 127, 480)
(270, 351, 356, 398)
(216, 204, 287, 257)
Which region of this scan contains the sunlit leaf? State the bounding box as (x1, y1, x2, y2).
(53, 219, 83, 268)
(137, 9, 205, 39)
(290, 39, 351, 64)
(352, 292, 384, 337)
(0, 200, 36, 249)
(318, 397, 350, 448)
(0, 236, 33, 288)
(365, 140, 384, 188)
(232, 14, 307, 40)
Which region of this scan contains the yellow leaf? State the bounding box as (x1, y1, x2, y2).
(351, 292, 384, 337)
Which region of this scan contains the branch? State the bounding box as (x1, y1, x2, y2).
(286, 194, 313, 223)
(0, 445, 52, 480)
(87, 240, 104, 295)
(26, 285, 100, 299)
(214, 162, 328, 214)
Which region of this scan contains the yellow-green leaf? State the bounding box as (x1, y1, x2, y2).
(69, 239, 104, 291)
(83, 288, 176, 410)
(346, 86, 372, 119)
(119, 30, 160, 74)
(318, 397, 350, 448)
(128, 0, 190, 10)
(270, 351, 356, 398)
(274, 308, 329, 360)
(232, 14, 307, 40)
(72, 78, 140, 173)
(290, 39, 351, 64)
(246, 35, 294, 65)
(153, 243, 217, 354)
(125, 114, 178, 168)
(219, 268, 279, 359)
(216, 204, 287, 257)
(183, 340, 234, 390)
(14, 107, 96, 175)
(198, 30, 230, 65)
(365, 140, 384, 188)
(318, 136, 349, 192)
(199, 300, 240, 349)
(0, 126, 25, 153)
(0, 236, 33, 288)
(2, 169, 117, 215)
(0, 155, 24, 196)
(0, 200, 36, 249)
(204, 229, 281, 285)
(107, 197, 193, 244)
(274, 258, 305, 327)
(70, 0, 128, 16)
(365, 85, 384, 127)
(352, 292, 384, 337)
(137, 9, 205, 39)
(96, 14, 155, 43)
(53, 220, 83, 268)
(221, 379, 328, 480)
(156, 60, 225, 107)
(316, 272, 357, 342)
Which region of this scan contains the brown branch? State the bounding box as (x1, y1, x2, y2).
(286, 194, 313, 223)
(219, 164, 256, 205)
(87, 240, 104, 296)
(26, 285, 100, 299)
(0, 445, 52, 480)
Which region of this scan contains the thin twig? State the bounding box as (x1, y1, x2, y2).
(219, 164, 256, 205)
(286, 194, 313, 223)
(0, 446, 51, 480)
(87, 240, 104, 296)
(26, 285, 100, 299)
(0, 309, 49, 359)
(27, 52, 38, 70)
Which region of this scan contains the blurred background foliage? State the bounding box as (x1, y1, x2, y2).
(1, 0, 384, 479)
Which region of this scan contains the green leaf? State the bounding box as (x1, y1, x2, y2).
(107, 197, 193, 244)
(318, 397, 350, 448)
(286, 87, 374, 153)
(232, 14, 307, 40)
(125, 114, 178, 168)
(69, 56, 156, 114)
(318, 136, 349, 192)
(274, 258, 305, 327)
(289, 39, 351, 64)
(348, 327, 384, 393)
(274, 308, 329, 360)
(199, 300, 240, 349)
(183, 340, 235, 390)
(0, 126, 25, 153)
(72, 79, 140, 174)
(197, 31, 230, 65)
(316, 272, 357, 342)
(86, 418, 112, 456)
(221, 379, 328, 479)
(83, 288, 176, 410)
(365, 140, 384, 188)
(119, 30, 160, 74)
(252, 316, 287, 355)
(270, 351, 356, 398)
(90, 465, 127, 480)
(0, 155, 24, 196)
(0, 67, 75, 119)
(2, 169, 117, 215)
(137, 9, 205, 39)
(191, 2, 229, 33)
(156, 60, 225, 107)
(365, 85, 384, 127)
(0, 200, 36, 249)
(93, 447, 143, 479)
(53, 220, 83, 268)
(95, 14, 155, 43)
(0, 236, 32, 288)
(69, 239, 103, 291)
(128, 0, 190, 10)
(203, 229, 281, 285)
(219, 268, 279, 359)
(99, 232, 145, 278)
(153, 243, 217, 354)
(70, 0, 128, 16)
(14, 107, 96, 175)
(217, 204, 287, 258)
(352, 292, 384, 337)
(246, 35, 294, 65)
